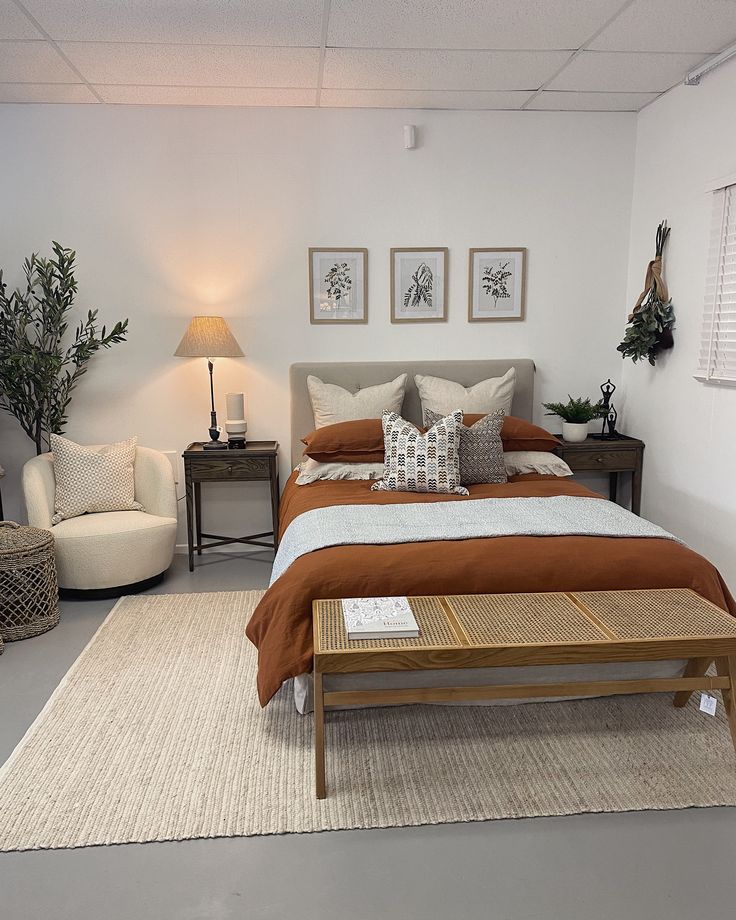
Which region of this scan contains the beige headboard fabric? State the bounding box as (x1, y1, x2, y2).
(289, 359, 535, 467)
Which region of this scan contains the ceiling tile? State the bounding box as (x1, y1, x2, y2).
(96, 85, 316, 106)
(22, 0, 323, 45)
(327, 0, 625, 50)
(323, 49, 572, 91)
(0, 40, 80, 82)
(320, 88, 533, 108)
(0, 82, 97, 102)
(590, 0, 736, 53)
(0, 0, 41, 39)
(527, 90, 659, 111)
(59, 43, 320, 87)
(547, 50, 708, 92)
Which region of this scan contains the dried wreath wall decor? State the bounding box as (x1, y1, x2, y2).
(618, 221, 674, 365)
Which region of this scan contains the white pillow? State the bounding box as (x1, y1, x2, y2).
(504, 451, 573, 478)
(51, 434, 142, 525)
(307, 374, 407, 428)
(296, 457, 385, 485)
(414, 368, 516, 416)
(414, 367, 516, 415)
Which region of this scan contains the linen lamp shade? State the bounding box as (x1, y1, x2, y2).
(174, 316, 244, 450)
(174, 316, 243, 358)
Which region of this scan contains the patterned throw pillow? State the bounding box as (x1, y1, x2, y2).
(425, 408, 507, 485)
(371, 410, 468, 495)
(50, 434, 143, 525)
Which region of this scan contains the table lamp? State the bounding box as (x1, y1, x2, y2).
(175, 316, 244, 450)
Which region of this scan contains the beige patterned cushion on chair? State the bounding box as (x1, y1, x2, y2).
(50, 434, 143, 525)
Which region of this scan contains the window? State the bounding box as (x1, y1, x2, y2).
(697, 181, 736, 384)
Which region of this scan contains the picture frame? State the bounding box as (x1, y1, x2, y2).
(309, 248, 368, 324)
(468, 248, 526, 322)
(390, 247, 448, 323)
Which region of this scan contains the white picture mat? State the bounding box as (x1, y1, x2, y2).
(393, 250, 446, 319)
(471, 250, 524, 318)
(311, 250, 366, 321)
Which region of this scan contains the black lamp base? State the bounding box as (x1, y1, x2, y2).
(227, 437, 247, 450)
(203, 424, 227, 450)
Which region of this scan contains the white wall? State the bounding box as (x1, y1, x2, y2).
(0, 106, 635, 544)
(622, 57, 736, 588)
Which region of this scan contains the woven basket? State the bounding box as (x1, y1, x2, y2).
(0, 521, 60, 641)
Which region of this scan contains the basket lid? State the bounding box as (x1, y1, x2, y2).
(0, 520, 54, 555)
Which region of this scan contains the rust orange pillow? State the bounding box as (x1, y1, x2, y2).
(461, 414, 560, 452)
(302, 418, 385, 463)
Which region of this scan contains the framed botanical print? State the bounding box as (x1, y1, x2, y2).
(468, 248, 526, 322)
(309, 248, 368, 324)
(391, 247, 448, 323)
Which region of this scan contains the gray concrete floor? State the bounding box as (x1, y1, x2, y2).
(2, 553, 736, 920)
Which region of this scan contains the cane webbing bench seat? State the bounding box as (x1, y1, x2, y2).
(312, 588, 736, 798)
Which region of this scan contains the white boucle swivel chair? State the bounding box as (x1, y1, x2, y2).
(22, 446, 178, 593)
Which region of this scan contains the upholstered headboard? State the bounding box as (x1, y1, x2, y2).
(289, 359, 535, 467)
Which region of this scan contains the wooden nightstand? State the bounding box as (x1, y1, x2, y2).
(182, 441, 280, 572)
(554, 434, 644, 515)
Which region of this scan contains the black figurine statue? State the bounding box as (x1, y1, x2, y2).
(592, 378, 617, 439)
(606, 405, 619, 439)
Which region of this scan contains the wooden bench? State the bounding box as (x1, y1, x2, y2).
(312, 589, 736, 798)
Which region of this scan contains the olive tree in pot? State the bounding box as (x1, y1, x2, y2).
(0, 242, 128, 454)
(543, 396, 606, 444)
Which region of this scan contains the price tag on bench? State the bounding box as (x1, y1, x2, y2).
(700, 692, 718, 716)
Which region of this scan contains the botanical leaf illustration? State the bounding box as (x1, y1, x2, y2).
(323, 262, 352, 305)
(403, 262, 433, 309)
(482, 261, 512, 308)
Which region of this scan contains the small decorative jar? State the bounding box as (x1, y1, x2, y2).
(0, 521, 60, 642)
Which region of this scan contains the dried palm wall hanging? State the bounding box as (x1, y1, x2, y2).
(618, 221, 675, 365)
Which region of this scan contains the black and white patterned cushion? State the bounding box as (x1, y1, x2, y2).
(371, 410, 468, 495)
(50, 434, 143, 524)
(424, 408, 507, 485)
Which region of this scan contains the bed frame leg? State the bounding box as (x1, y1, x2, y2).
(314, 670, 326, 799)
(673, 658, 713, 708)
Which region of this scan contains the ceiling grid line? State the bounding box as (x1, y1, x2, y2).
(520, 0, 638, 109)
(315, 0, 332, 106)
(8, 0, 104, 101)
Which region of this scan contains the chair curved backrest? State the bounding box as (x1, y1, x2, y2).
(22, 445, 178, 528)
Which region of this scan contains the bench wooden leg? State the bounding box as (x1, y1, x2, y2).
(716, 656, 736, 752)
(673, 658, 713, 708)
(314, 670, 326, 799)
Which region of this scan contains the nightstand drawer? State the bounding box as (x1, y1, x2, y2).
(565, 449, 637, 471)
(188, 458, 270, 480)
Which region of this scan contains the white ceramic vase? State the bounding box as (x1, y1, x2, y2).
(561, 421, 589, 443)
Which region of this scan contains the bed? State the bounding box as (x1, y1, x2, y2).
(246, 359, 735, 711)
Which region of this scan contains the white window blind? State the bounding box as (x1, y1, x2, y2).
(697, 183, 736, 384)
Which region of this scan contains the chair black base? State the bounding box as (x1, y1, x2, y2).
(59, 571, 165, 601)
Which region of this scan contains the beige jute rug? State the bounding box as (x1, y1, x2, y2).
(1, 589, 736, 851)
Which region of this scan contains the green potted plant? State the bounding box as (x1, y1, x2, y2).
(543, 396, 606, 443)
(0, 242, 128, 454)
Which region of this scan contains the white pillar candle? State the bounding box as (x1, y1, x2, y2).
(226, 392, 245, 422)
